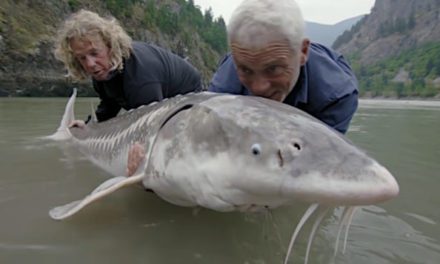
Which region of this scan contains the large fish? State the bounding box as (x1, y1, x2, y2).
(46, 89, 399, 264)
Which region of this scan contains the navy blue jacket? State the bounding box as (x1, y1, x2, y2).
(208, 43, 358, 134)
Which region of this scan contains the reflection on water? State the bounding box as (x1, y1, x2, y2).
(0, 97, 439, 263)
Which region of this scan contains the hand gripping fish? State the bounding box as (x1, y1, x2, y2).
(46, 89, 399, 263)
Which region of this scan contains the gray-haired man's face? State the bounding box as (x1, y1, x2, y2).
(231, 39, 309, 102)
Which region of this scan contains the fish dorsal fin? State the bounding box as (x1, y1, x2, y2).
(49, 173, 144, 220)
(43, 88, 77, 141)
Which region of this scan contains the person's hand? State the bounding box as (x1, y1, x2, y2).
(126, 142, 146, 177)
(69, 120, 86, 129)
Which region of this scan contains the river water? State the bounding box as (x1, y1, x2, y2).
(0, 96, 439, 264)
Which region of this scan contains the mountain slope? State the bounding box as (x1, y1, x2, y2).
(332, 0, 440, 98)
(305, 15, 364, 46)
(334, 0, 440, 65)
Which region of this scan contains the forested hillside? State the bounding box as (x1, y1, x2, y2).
(350, 43, 440, 97)
(0, 0, 226, 96)
(333, 0, 440, 98)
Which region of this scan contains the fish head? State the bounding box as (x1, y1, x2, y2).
(148, 94, 399, 210)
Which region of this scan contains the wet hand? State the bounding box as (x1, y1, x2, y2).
(126, 142, 146, 177)
(69, 120, 86, 129)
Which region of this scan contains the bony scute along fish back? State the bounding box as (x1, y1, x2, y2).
(45, 89, 399, 264)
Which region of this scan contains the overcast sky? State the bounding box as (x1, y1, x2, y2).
(193, 0, 376, 25)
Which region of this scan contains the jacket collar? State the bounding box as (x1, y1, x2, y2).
(283, 65, 308, 106)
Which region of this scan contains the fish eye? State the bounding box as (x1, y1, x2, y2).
(251, 143, 262, 155)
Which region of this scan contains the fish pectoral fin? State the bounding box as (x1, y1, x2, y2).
(49, 174, 144, 220)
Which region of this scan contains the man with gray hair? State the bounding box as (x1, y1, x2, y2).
(209, 0, 358, 134)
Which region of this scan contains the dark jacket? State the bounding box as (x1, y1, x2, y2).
(93, 41, 202, 122)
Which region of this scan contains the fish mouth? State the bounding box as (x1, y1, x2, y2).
(282, 162, 400, 206)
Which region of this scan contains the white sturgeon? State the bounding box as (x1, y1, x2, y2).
(46, 89, 399, 263)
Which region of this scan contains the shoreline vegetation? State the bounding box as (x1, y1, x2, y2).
(1, 90, 440, 104)
(359, 98, 440, 107)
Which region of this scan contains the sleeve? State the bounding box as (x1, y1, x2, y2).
(93, 82, 121, 122)
(208, 53, 244, 94)
(307, 44, 359, 134)
(122, 43, 167, 108)
(130, 82, 164, 108)
(317, 89, 358, 134)
(95, 98, 121, 122)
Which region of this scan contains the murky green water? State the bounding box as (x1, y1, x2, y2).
(0, 97, 439, 264)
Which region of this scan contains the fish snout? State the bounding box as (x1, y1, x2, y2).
(363, 162, 400, 204)
(279, 153, 400, 206)
(277, 141, 303, 167)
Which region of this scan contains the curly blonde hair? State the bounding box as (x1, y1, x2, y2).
(54, 9, 132, 81)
